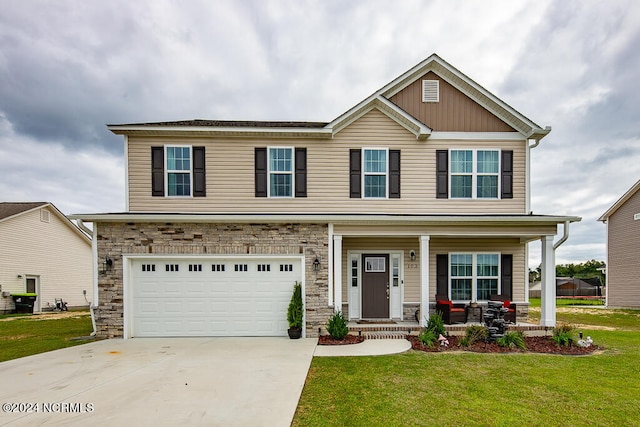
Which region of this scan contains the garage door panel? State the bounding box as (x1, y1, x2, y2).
(131, 258, 301, 337)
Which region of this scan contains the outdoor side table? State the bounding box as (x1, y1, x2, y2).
(466, 305, 482, 323)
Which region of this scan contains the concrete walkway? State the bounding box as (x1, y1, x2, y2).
(0, 338, 316, 427)
(314, 339, 411, 357)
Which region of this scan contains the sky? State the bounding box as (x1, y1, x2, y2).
(1, 0, 639, 268)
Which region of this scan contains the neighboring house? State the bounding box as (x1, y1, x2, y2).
(72, 54, 579, 339)
(555, 277, 602, 297)
(0, 202, 93, 313)
(599, 179, 640, 308)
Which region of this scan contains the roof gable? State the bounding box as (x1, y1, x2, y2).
(599, 179, 640, 221)
(0, 202, 91, 243)
(389, 70, 515, 132)
(0, 202, 48, 221)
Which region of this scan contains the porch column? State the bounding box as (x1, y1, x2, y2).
(540, 235, 556, 327)
(333, 235, 342, 313)
(420, 235, 430, 327)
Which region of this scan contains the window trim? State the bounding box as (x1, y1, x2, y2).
(449, 252, 501, 302)
(362, 147, 389, 199)
(449, 148, 500, 199)
(165, 145, 193, 198)
(267, 146, 295, 198)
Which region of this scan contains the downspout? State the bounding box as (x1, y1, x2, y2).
(89, 222, 99, 337)
(553, 221, 571, 250)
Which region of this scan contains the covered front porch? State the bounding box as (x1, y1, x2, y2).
(327, 215, 580, 330)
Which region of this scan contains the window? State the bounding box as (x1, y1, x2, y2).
(212, 264, 225, 272)
(152, 146, 205, 197)
(450, 149, 499, 199)
(234, 264, 248, 272)
(268, 147, 293, 197)
(165, 264, 179, 272)
(350, 149, 400, 199)
(363, 148, 387, 198)
(188, 264, 202, 272)
(351, 257, 358, 287)
(450, 253, 499, 301)
(365, 256, 386, 273)
(255, 147, 306, 198)
(280, 264, 293, 272)
(166, 146, 192, 196)
(141, 264, 156, 272)
(257, 264, 271, 272)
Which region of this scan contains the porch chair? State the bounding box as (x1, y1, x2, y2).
(435, 294, 467, 324)
(489, 294, 517, 323)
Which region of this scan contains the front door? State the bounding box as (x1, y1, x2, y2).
(362, 254, 389, 318)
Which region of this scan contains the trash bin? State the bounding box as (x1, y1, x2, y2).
(11, 293, 38, 314)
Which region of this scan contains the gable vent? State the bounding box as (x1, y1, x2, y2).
(40, 209, 50, 223)
(422, 80, 439, 103)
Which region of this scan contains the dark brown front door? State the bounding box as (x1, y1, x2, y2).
(362, 254, 389, 318)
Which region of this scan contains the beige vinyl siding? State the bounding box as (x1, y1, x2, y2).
(333, 224, 557, 237)
(389, 71, 515, 132)
(128, 109, 527, 214)
(430, 238, 526, 302)
(0, 207, 92, 312)
(607, 189, 640, 307)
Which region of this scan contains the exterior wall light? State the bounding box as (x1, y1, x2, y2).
(410, 250, 416, 261)
(102, 257, 113, 274)
(313, 257, 321, 272)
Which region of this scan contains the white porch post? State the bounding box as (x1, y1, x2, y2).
(420, 235, 430, 327)
(540, 235, 556, 327)
(333, 235, 343, 313)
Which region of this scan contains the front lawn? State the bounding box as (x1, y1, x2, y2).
(294, 306, 640, 426)
(0, 312, 94, 362)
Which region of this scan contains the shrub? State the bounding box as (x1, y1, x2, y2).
(497, 331, 527, 350)
(326, 311, 349, 340)
(427, 311, 445, 337)
(287, 281, 303, 329)
(418, 329, 437, 348)
(553, 323, 575, 347)
(460, 325, 487, 347)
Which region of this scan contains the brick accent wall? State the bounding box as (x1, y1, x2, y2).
(95, 222, 330, 338)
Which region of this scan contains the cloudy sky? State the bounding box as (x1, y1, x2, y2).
(1, 0, 639, 267)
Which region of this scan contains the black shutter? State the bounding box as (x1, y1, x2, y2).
(501, 150, 513, 199)
(295, 148, 307, 198)
(389, 150, 401, 198)
(436, 254, 449, 297)
(349, 149, 361, 198)
(436, 150, 448, 199)
(151, 146, 164, 197)
(193, 146, 206, 197)
(255, 147, 267, 197)
(501, 254, 513, 299)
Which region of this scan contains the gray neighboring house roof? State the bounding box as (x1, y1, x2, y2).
(0, 202, 48, 221)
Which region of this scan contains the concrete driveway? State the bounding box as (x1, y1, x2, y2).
(0, 337, 317, 426)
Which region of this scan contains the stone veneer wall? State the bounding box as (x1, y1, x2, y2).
(95, 222, 330, 338)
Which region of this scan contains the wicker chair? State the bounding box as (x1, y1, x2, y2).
(435, 294, 467, 324)
(489, 294, 517, 323)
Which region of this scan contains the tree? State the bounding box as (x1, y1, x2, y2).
(556, 260, 605, 282)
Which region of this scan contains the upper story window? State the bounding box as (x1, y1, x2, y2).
(450, 149, 499, 199)
(166, 146, 192, 196)
(436, 149, 512, 200)
(255, 147, 306, 198)
(268, 147, 293, 197)
(151, 145, 205, 198)
(350, 148, 400, 199)
(363, 148, 388, 198)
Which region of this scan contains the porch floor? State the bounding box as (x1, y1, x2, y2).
(347, 321, 550, 339)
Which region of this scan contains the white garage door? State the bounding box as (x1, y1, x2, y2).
(130, 257, 302, 337)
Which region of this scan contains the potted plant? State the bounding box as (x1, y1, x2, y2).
(287, 281, 303, 339)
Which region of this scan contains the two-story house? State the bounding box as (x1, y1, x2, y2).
(73, 54, 579, 339)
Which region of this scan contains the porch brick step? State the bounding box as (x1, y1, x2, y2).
(356, 330, 409, 340)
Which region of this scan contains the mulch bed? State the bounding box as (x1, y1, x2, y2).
(318, 335, 365, 345)
(407, 335, 600, 355)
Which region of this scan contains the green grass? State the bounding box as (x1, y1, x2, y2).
(529, 297, 605, 308)
(0, 312, 94, 362)
(294, 306, 640, 427)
